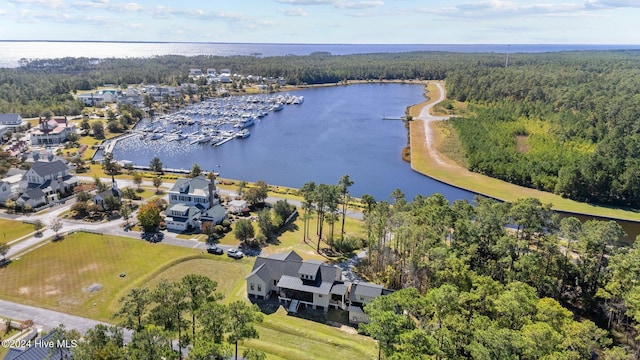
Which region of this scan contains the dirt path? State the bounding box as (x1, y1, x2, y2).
(415, 82, 452, 166)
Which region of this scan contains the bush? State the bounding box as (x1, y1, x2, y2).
(334, 236, 361, 253)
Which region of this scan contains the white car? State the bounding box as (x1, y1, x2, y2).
(227, 248, 244, 259)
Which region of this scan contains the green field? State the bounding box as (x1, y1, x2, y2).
(0, 231, 378, 359)
(0, 232, 201, 320)
(1, 219, 37, 243)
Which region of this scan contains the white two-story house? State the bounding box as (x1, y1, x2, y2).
(165, 174, 227, 232)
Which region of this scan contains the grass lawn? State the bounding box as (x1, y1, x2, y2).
(143, 257, 253, 304)
(0, 231, 378, 359)
(0, 232, 202, 321)
(244, 307, 377, 360)
(0, 219, 37, 243)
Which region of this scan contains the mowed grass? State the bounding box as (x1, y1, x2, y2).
(244, 307, 377, 360)
(0, 232, 378, 360)
(0, 219, 37, 243)
(0, 232, 201, 321)
(143, 257, 253, 304)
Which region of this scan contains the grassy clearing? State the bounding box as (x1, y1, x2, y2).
(0, 232, 201, 321)
(1, 219, 37, 243)
(432, 121, 468, 168)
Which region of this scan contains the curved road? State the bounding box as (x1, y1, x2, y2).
(416, 82, 453, 166)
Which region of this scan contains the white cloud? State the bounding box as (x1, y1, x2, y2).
(423, 0, 586, 19)
(586, 0, 640, 9)
(276, 0, 335, 5)
(10, 0, 65, 10)
(336, 1, 384, 9)
(280, 7, 308, 16)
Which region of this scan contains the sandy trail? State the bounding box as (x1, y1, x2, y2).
(415, 82, 452, 166)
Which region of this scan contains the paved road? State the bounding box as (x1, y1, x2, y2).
(0, 299, 109, 333)
(0, 176, 365, 333)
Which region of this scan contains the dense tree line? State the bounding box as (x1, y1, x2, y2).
(1, 51, 508, 117)
(446, 50, 640, 208)
(357, 192, 637, 358)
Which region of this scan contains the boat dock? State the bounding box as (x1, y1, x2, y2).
(212, 136, 234, 147)
(103, 132, 139, 155)
(382, 116, 405, 120)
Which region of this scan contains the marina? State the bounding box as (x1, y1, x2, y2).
(108, 83, 476, 202)
(100, 93, 303, 157)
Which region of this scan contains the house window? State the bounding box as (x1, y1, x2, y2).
(250, 283, 254, 291)
(360, 296, 365, 301)
(273, 280, 277, 286)
(257, 285, 262, 292)
(318, 294, 322, 298)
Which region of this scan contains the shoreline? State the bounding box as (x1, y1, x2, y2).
(407, 82, 640, 223)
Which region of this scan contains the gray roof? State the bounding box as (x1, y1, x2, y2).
(247, 251, 341, 296)
(298, 261, 321, 277)
(30, 160, 69, 178)
(277, 275, 334, 295)
(352, 282, 384, 299)
(20, 188, 45, 200)
(331, 283, 349, 295)
(201, 204, 227, 220)
(264, 251, 302, 262)
(4, 330, 70, 360)
(0, 113, 22, 125)
(169, 176, 212, 195)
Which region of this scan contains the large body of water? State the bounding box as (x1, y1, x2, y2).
(111, 83, 474, 203)
(2, 41, 640, 68)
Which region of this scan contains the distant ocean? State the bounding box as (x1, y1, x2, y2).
(1, 41, 640, 68)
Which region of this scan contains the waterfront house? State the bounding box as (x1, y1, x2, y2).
(246, 251, 391, 319)
(29, 116, 76, 146)
(0, 113, 24, 142)
(164, 174, 226, 232)
(21, 159, 77, 205)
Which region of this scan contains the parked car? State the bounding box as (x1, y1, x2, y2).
(207, 245, 223, 255)
(227, 248, 244, 259)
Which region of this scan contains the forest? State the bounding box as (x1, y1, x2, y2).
(445, 51, 640, 208)
(352, 192, 638, 359)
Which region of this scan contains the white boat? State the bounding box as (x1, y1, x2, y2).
(236, 129, 250, 139)
(271, 103, 284, 112)
(197, 134, 212, 143)
(150, 133, 164, 140)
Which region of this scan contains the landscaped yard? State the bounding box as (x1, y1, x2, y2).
(0, 219, 37, 243)
(0, 230, 378, 359)
(215, 210, 366, 262)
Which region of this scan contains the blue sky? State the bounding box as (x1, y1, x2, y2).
(0, 0, 638, 44)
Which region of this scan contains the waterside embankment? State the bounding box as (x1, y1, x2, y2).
(408, 82, 640, 224)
